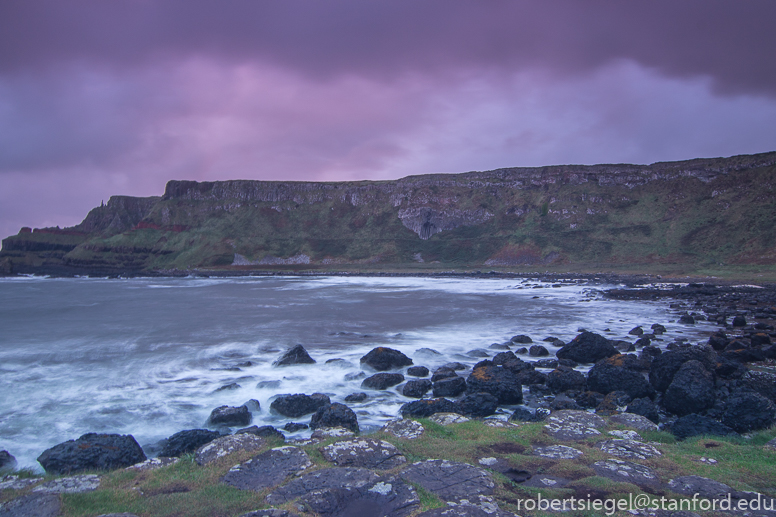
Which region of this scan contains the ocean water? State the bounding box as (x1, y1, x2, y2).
(0, 275, 715, 470)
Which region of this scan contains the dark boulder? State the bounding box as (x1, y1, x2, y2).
(516, 368, 548, 385)
(740, 370, 776, 401)
(721, 390, 776, 433)
(406, 366, 430, 377)
(586, 356, 653, 399)
(430, 367, 458, 383)
(651, 323, 667, 334)
(344, 392, 368, 403)
(708, 332, 730, 351)
(236, 425, 285, 441)
(492, 351, 517, 366)
(466, 364, 523, 404)
(715, 359, 748, 379)
(207, 405, 251, 427)
(159, 429, 220, 457)
(273, 344, 316, 366)
(552, 396, 582, 411)
(403, 379, 433, 398)
(534, 358, 559, 369)
(721, 348, 765, 363)
(678, 314, 696, 324)
(510, 407, 549, 422)
(671, 414, 738, 440)
(528, 345, 549, 357)
(400, 398, 457, 418)
(442, 362, 467, 371)
(640, 345, 662, 362)
(511, 334, 533, 344)
(270, 393, 331, 418)
(732, 315, 747, 327)
(455, 392, 498, 417)
(283, 422, 309, 432)
(0, 450, 16, 471)
(626, 398, 660, 424)
(556, 332, 617, 364)
(649, 346, 717, 392)
(362, 372, 405, 390)
(547, 366, 586, 393)
(751, 333, 773, 347)
(663, 360, 715, 416)
(360, 347, 413, 371)
(433, 376, 467, 397)
(37, 433, 146, 474)
(575, 391, 605, 409)
(310, 402, 359, 433)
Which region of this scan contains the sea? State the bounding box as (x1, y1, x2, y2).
(0, 275, 715, 471)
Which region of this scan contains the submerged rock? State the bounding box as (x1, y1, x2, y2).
(402, 379, 432, 398)
(37, 433, 146, 475)
(273, 344, 316, 366)
(362, 373, 405, 390)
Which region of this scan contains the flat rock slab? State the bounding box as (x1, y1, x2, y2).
(531, 444, 583, 459)
(544, 410, 606, 441)
(0, 493, 61, 517)
(126, 457, 179, 471)
(609, 413, 659, 432)
(597, 439, 661, 460)
(0, 476, 42, 490)
(239, 511, 300, 517)
(96, 514, 142, 517)
(196, 434, 265, 466)
(381, 419, 424, 439)
(520, 474, 570, 489)
(321, 439, 406, 470)
(608, 430, 643, 440)
(311, 427, 355, 440)
(298, 476, 419, 517)
(223, 446, 312, 491)
(429, 413, 470, 426)
(401, 460, 494, 502)
(766, 437, 776, 450)
(33, 474, 100, 494)
(667, 475, 733, 500)
(591, 459, 660, 487)
(266, 467, 379, 505)
(416, 506, 518, 517)
(483, 420, 521, 429)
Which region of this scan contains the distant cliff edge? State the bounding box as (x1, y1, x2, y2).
(2, 152, 775, 277)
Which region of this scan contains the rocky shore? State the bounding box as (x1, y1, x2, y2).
(2, 283, 776, 516)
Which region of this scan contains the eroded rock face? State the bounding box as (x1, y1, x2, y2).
(266, 467, 380, 505)
(37, 433, 146, 474)
(297, 476, 420, 517)
(361, 347, 413, 371)
(398, 207, 493, 240)
(222, 446, 312, 491)
(195, 434, 265, 466)
(321, 438, 407, 470)
(270, 393, 331, 418)
(401, 460, 494, 503)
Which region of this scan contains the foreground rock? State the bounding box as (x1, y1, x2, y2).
(37, 433, 146, 474)
(597, 439, 661, 460)
(265, 467, 380, 505)
(586, 355, 653, 399)
(556, 332, 617, 363)
(543, 410, 606, 441)
(274, 344, 316, 366)
(663, 360, 715, 416)
(310, 402, 359, 433)
(297, 476, 419, 517)
(0, 493, 61, 517)
(360, 347, 413, 371)
(465, 362, 523, 404)
(32, 474, 101, 494)
(381, 419, 425, 440)
(321, 438, 406, 469)
(208, 405, 252, 427)
(671, 414, 738, 440)
(590, 459, 660, 488)
(223, 446, 312, 491)
(159, 429, 220, 457)
(401, 459, 494, 503)
(721, 390, 776, 433)
(270, 393, 331, 418)
(195, 434, 265, 465)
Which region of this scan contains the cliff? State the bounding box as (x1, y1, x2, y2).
(2, 152, 775, 276)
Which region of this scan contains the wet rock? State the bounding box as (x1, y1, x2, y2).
(297, 476, 419, 517)
(310, 402, 359, 433)
(257, 380, 282, 389)
(663, 360, 715, 416)
(515, 368, 547, 386)
(0, 493, 61, 517)
(732, 315, 747, 327)
(266, 467, 380, 505)
(283, 422, 309, 432)
(556, 331, 618, 364)
(400, 398, 457, 418)
(344, 371, 366, 381)
(442, 362, 467, 371)
(533, 358, 558, 369)
(274, 344, 316, 366)
(33, 474, 101, 493)
(322, 438, 406, 470)
(236, 425, 285, 441)
(401, 460, 494, 503)
(721, 390, 776, 432)
(740, 370, 776, 401)
(362, 373, 405, 390)
(543, 410, 606, 441)
(528, 345, 549, 357)
(465, 363, 522, 404)
(270, 393, 331, 418)
(591, 459, 660, 487)
(381, 419, 425, 439)
(311, 427, 355, 440)
(158, 429, 220, 458)
(344, 392, 368, 403)
(239, 511, 299, 517)
(126, 457, 179, 471)
(208, 405, 252, 427)
(531, 445, 583, 459)
(597, 439, 661, 460)
(215, 382, 240, 392)
(511, 335, 533, 344)
(429, 413, 470, 426)
(402, 379, 432, 398)
(37, 433, 146, 474)
(431, 367, 459, 383)
(510, 407, 549, 422)
(586, 355, 654, 399)
(625, 399, 660, 424)
(575, 391, 605, 409)
(195, 434, 265, 466)
(223, 446, 312, 491)
(0, 451, 16, 472)
(467, 349, 491, 358)
(678, 314, 695, 324)
(433, 377, 467, 397)
(547, 366, 586, 393)
(629, 326, 644, 335)
(361, 347, 413, 371)
(595, 391, 632, 414)
(671, 414, 738, 440)
(649, 346, 717, 392)
(406, 366, 429, 377)
(455, 392, 498, 418)
(610, 411, 659, 431)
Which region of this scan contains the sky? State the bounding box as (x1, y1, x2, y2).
(1, 1, 775, 239)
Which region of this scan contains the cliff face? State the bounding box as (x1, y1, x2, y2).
(2, 152, 775, 276)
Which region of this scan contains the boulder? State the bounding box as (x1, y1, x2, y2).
(208, 405, 251, 427)
(159, 429, 220, 457)
(625, 398, 660, 424)
(37, 433, 146, 474)
(431, 367, 459, 382)
(360, 347, 413, 371)
(670, 414, 738, 440)
(556, 332, 617, 364)
(595, 391, 631, 414)
(721, 390, 776, 433)
(344, 392, 368, 403)
(511, 335, 533, 344)
(236, 425, 285, 441)
(400, 398, 457, 418)
(0, 450, 17, 472)
(732, 315, 747, 327)
(740, 370, 776, 401)
(310, 402, 359, 433)
(362, 373, 405, 390)
(321, 438, 406, 469)
(433, 376, 467, 397)
(270, 393, 331, 417)
(678, 314, 695, 324)
(465, 364, 523, 404)
(454, 392, 498, 418)
(223, 446, 312, 491)
(586, 356, 653, 399)
(195, 434, 265, 466)
(402, 379, 433, 398)
(708, 332, 730, 351)
(751, 333, 773, 347)
(274, 344, 316, 366)
(283, 422, 309, 432)
(628, 326, 644, 335)
(546, 366, 586, 393)
(406, 366, 430, 377)
(663, 360, 715, 416)
(648, 346, 717, 392)
(721, 348, 765, 363)
(575, 391, 605, 409)
(510, 407, 549, 422)
(528, 345, 549, 357)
